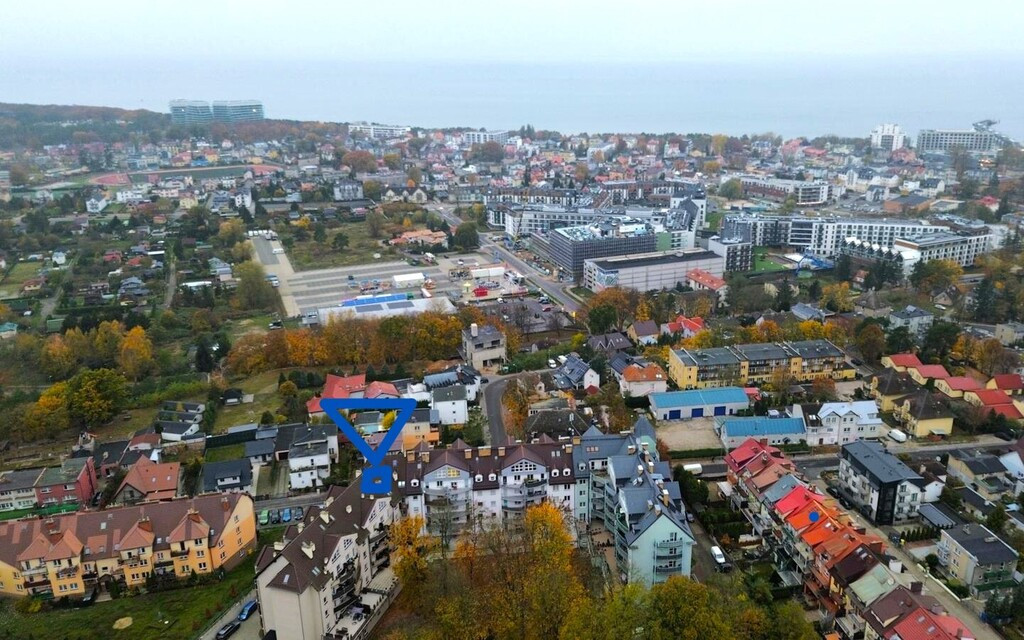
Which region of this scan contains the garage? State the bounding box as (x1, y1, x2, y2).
(668, 410, 681, 420)
(649, 387, 751, 422)
(714, 406, 727, 416)
(690, 408, 704, 418)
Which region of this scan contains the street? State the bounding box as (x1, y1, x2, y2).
(480, 375, 512, 444)
(198, 589, 260, 640)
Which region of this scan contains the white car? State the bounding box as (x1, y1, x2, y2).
(547, 359, 558, 368)
(710, 546, 727, 566)
(272, 247, 284, 254)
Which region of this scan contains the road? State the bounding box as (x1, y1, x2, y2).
(481, 376, 512, 444)
(198, 589, 260, 640)
(250, 236, 300, 317)
(163, 260, 177, 309)
(255, 492, 327, 515)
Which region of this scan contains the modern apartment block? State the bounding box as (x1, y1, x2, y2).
(732, 175, 833, 205)
(668, 340, 854, 389)
(840, 229, 992, 275)
(916, 128, 1002, 153)
(707, 236, 754, 272)
(870, 123, 908, 152)
(542, 218, 657, 279)
(463, 129, 510, 145)
(169, 99, 213, 126)
(721, 213, 949, 257)
(211, 100, 265, 123)
(0, 494, 256, 599)
(582, 249, 724, 293)
(500, 205, 596, 236)
(347, 122, 412, 139)
(838, 441, 922, 525)
(255, 484, 399, 640)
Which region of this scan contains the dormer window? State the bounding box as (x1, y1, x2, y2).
(552, 469, 560, 477)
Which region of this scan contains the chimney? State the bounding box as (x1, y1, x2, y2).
(498, 447, 505, 457)
(470, 323, 478, 337)
(479, 446, 491, 457)
(647, 461, 654, 473)
(297, 521, 304, 533)
(564, 444, 572, 454)
(221, 495, 230, 511)
(464, 449, 472, 460)
(420, 452, 430, 463)
(661, 489, 670, 506)
(273, 541, 285, 552)
(627, 444, 636, 455)
(320, 510, 330, 524)
(759, 438, 768, 447)
(301, 541, 315, 559)
(572, 436, 581, 445)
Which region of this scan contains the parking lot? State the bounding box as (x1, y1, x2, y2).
(655, 417, 724, 451)
(250, 236, 511, 318)
(475, 296, 569, 335)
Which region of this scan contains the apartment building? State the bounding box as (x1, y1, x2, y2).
(667, 339, 854, 389)
(169, 99, 213, 125)
(791, 401, 886, 446)
(870, 123, 908, 152)
(542, 218, 657, 279)
(460, 322, 506, 369)
(582, 249, 724, 293)
(891, 231, 992, 268)
(347, 122, 411, 139)
(0, 468, 45, 512)
(916, 128, 1001, 153)
(707, 236, 754, 272)
(211, 100, 264, 123)
(888, 305, 933, 336)
(0, 493, 256, 599)
(838, 441, 922, 525)
(256, 485, 399, 640)
(500, 205, 596, 237)
(33, 458, 97, 508)
(732, 175, 833, 205)
(463, 129, 510, 145)
(937, 523, 1019, 600)
(721, 213, 948, 257)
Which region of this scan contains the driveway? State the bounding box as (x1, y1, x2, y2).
(481, 376, 511, 444)
(198, 589, 260, 640)
(250, 236, 299, 317)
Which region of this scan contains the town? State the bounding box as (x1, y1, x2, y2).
(0, 100, 1022, 640)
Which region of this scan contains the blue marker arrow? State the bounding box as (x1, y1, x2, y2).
(320, 397, 417, 495)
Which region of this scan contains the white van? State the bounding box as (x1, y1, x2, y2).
(887, 429, 908, 443)
(682, 463, 703, 476)
(710, 546, 727, 566)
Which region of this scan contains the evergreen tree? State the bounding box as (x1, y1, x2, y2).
(972, 277, 997, 323)
(195, 342, 214, 373)
(774, 278, 793, 312)
(834, 254, 852, 281)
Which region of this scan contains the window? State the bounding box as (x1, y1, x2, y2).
(198, 562, 207, 571)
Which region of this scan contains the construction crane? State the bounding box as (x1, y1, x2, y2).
(973, 119, 999, 132)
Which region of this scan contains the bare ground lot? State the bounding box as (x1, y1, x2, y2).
(655, 417, 722, 451)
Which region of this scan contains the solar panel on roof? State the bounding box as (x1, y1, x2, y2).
(355, 304, 384, 312)
(387, 300, 414, 309)
(341, 293, 408, 307)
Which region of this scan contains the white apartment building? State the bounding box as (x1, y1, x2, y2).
(583, 249, 724, 293)
(870, 124, 908, 152)
(892, 231, 992, 268)
(916, 128, 1001, 153)
(732, 175, 833, 205)
(288, 441, 332, 489)
(347, 122, 411, 139)
(792, 401, 886, 446)
(256, 485, 400, 640)
(463, 130, 510, 145)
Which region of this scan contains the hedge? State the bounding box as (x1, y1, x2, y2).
(668, 448, 723, 460)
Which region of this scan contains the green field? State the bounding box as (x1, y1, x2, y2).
(751, 248, 791, 273)
(214, 370, 286, 432)
(203, 443, 246, 462)
(285, 221, 399, 270)
(0, 262, 42, 298)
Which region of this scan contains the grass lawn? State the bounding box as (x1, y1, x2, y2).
(0, 262, 43, 298)
(705, 210, 724, 231)
(204, 443, 246, 462)
(569, 286, 594, 300)
(214, 370, 286, 433)
(0, 532, 276, 640)
(751, 247, 791, 273)
(285, 220, 399, 270)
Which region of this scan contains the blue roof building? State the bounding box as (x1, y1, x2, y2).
(649, 387, 750, 420)
(715, 416, 806, 449)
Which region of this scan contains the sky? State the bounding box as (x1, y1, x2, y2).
(1, 1, 1023, 137)
(2, 0, 1022, 64)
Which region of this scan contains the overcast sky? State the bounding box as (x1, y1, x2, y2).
(2, 0, 1021, 64)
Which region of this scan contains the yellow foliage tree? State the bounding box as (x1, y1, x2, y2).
(797, 320, 826, 340)
(41, 334, 76, 379)
(117, 326, 154, 381)
(820, 282, 854, 312)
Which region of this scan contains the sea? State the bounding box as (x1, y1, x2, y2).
(4, 56, 1024, 140)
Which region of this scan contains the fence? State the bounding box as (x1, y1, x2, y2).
(206, 430, 257, 449)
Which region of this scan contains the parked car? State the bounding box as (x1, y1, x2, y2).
(258, 510, 270, 526)
(216, 621, 240, 639)
(710, 546, 727, 566)
(294, 506, 304, 521)
(281, 507, 292, 523)
(238, 600, 259, 621)
(547, 359, 558, 368)
(271, 510, 281, 525)
(272, 247, 284, 254)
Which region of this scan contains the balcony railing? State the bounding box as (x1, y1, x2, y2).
(170, 548, 189, 558)
(654, 564, 680, 574)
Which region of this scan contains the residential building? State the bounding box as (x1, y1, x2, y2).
(892, 391, 954, 437)
(431, 385, 468, 425)
(660, 314, 704, 338)
(668, 340, 853, 389)
(86, 195, 108, 213)
(946, 450, 1012, 502)
(461, 323, 506, 369)
(33, 458, 97, 507)
(111, 458, 181, 505)
(937, 523, 1019, 600)
(169, 99, 213, 125)
(582, 249, 724, 293)
(994, 322, 1024, 346)
(463, 129, 510, 145)
(200, 459, 254, 495)
(685, 269, 728, 302)
(838, 441, 922, 525)
(524, 409, 589, 439)
(870, 124, 908, 152)
(586, 332, 632, 354)
(716, 416, 806, 449)
(839, 230, 992, 275)
(731, 174, 833, 205)
(400, 408, 441, 449)
(707, 236, 754, 272)
(648, 387, 750, 420)
(628, 320, 660, 345)
(792, 401, 886, 446)
(934, 376, 984, 399)
(347, 121, 411, 139)
(307, 373, 368, 416)
(543, 218, 657, 280)
(550, 353, 600, 391)
(211, 100, 264, 122)
(617, 361, 669, 398)
(888, 306, 933, 336)
(0, 493, 256, 599)
(0, 468, 44, 512)
(916, 128, 1002, 153)
(255, 484, 399, 640)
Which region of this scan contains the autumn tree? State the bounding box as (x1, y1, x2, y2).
(855, 323, 887, 362)
(66, 368, 128, 429)
(41, 334, 76, 379)
(975, 338, 1019, 376)
(382, 153, 401, 170)
(23, 382, 70, 440)
(718, 178, 744, 200)
(820, 282, 854, 312)
(117, 326, 154, 381)
(234, 261, 278, 310)
(92, 320, 124, 367)
(217, 219, 245, 246)
(341, 150, 378, 173)
(502, 378, 531, 439)
(909, 259, 963, 293)
(391, 516, 438, 605)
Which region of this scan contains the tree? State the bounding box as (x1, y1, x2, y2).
(718, 178, 743, 199)
(820, 282, 854, 312)
(217, 219, 245, 246)
(41, 334, 77, 379)
(363, 179, 382, 201)
(341, 150, 377, 173)
(649, 576, 735, 640)
(886, 326, 915, 354)
(117, 326, 154, 381)
(768, 601, 818, 640)
(971, 277, 997, 322)
(366, 210, 386, 238)
(975, 338, 1019, 376)
(986, 503, 1008, 533)
(391, 515, 438, 603)
(406, 166, 422, 185)
(587, 304, 617, 334)
(909, 259, 963, 293)
(807, 279, 822, 301)
(67, 368, 128, 429)
(469, 141, 505, 163)
(382, 153, 401, 170)
(195, 341, 215, 373)
(332, 232, 350, 250)
(773, 278, 793, 311)
(856, 324, 887, 362)
(451, 221, 479, 250)
(811, 377, 838, 401)
(23, 382, 70, 440)
(834, 254, 852, 281)
(922, 321, 961, 362)
(313, 223, 327, 244)
(234, 261, 278, 310)
(502, 379, 531, 440)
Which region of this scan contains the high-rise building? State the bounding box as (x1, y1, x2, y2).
(463, 129, 510, 145)
(916, 128, 1001, 153)
(869, 124, 908, 152)
(211, 100, 264, 123)
(169, 99, 213, 126)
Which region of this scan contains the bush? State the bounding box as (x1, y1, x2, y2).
(668, 448, 723, 460)
(13, 597, 44, 614)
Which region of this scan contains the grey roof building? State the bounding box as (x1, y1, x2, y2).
(200, 459, 253, 494)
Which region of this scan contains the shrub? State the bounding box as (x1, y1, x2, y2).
(13, 597, 44, 614)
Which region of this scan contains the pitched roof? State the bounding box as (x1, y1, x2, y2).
(910, 364, 950, 380)
(118, 458, 180, 501)
(649, 387, 749, 409)
(887, 353, 923, 369)
(941, 376, 983, 392)
(622, 362, 667, 383)
(990, 373, 1024, 391)
(944, 523, 1019, 565)
(718, 416, 805, 438)
(968, 389, 1015, 406)
(630, 320, 659, 337)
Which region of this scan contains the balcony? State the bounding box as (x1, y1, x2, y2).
(56, 566, 81, 580)
(24, 575, 50, 588)
(170, 548, 189, 558)
(502, 503, 525, 512)
(654, 564, 680, 574)
(524, 478, 545, 489)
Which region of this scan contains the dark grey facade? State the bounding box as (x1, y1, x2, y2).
(547, 224, 657, 280)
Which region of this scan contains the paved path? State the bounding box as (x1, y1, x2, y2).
(251, 236, 300, 317)
(163, 261, 177, 309)
(197, 588, 260, 640)
(481, 376, 512, 444)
